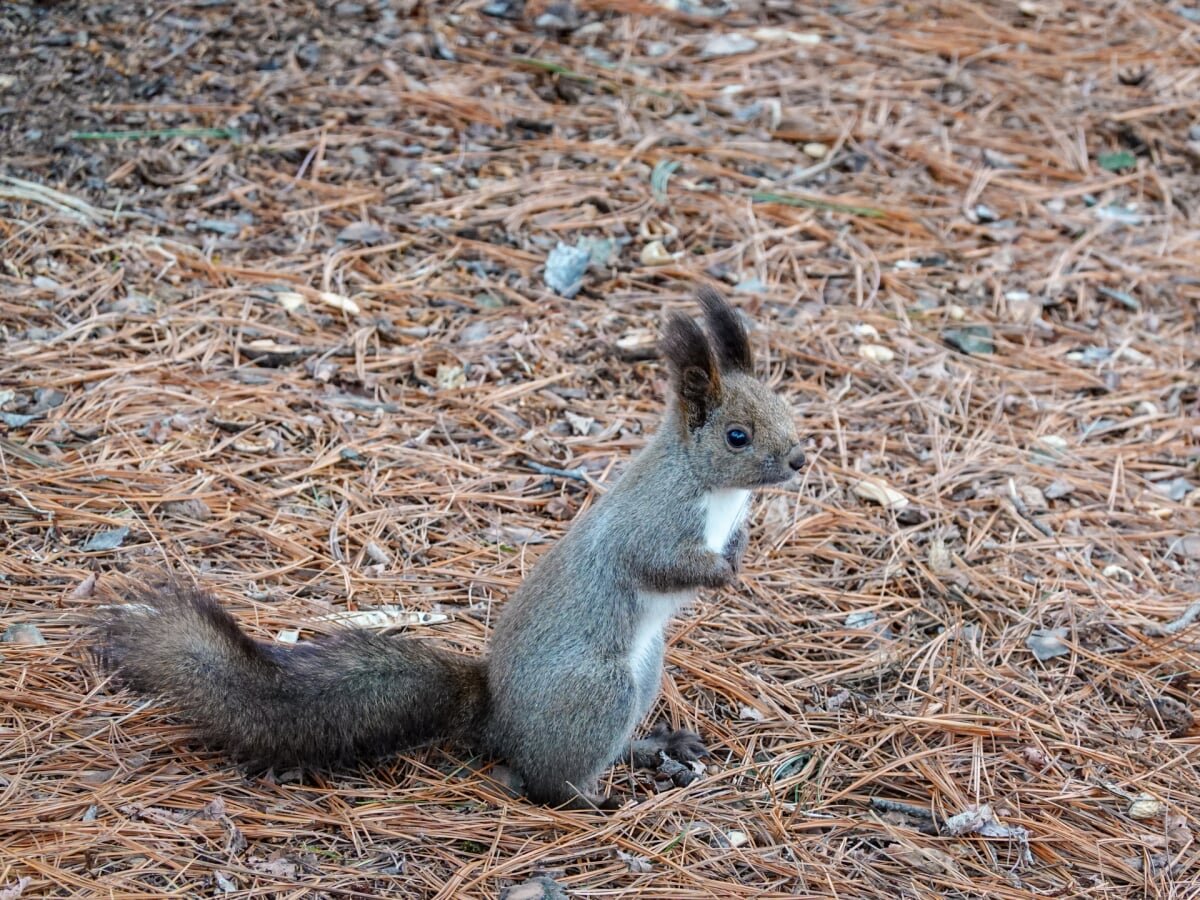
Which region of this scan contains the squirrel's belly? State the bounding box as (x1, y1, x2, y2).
(704, 488, 751, 552)
(629, 589, 690, 683)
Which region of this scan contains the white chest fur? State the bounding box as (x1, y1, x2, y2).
(629, 489, 752, 681)
(628, 589, 686, 682)
(704, 488, 752, 553)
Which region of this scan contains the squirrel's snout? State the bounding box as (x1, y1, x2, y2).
(787, 445, 807, 472)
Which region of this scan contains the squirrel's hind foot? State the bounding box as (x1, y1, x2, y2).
(628, 722, 709, 770)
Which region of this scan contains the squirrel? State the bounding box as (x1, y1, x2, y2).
(94, 288, 806, 809)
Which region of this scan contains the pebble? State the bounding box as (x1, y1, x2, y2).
(858, 343, 894, 363)
(500, 875, 568, 900)
(702, 33, 758, 57)
(336, 222, 386, 244)
(2, 624, 46, 646)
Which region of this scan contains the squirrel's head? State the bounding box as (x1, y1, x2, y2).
(660, 288, 807, 489)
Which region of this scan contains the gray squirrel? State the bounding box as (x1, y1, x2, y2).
(95, 288, 806, 809)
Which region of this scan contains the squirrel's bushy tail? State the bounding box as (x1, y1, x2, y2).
(93, 578, 488, 767)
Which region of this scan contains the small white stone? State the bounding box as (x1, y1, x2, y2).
(858, 343, 894, 363)
(702, 34, 758, 58)
(852, 323, 879, 340)
(319, 291, 360, 315)
(750, 27, 821, 45)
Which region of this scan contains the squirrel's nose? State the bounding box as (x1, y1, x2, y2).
(788, 445, 807, 472)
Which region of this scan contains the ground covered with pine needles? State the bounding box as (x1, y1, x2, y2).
(2, 1, 1199, 897)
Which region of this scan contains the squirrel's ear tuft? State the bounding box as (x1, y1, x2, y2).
(661, 312, 721, 430)
(696, 287, 752, 373)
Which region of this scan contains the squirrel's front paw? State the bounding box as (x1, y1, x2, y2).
(701, 552, 736, 588)
(723, 525, 749, 574)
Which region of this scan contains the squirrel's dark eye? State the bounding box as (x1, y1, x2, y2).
(725, 427, 750, 449)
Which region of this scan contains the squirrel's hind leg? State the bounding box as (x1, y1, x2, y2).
(502, 660, 641, 810)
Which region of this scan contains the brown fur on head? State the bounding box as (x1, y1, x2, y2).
(660, 308, 722, 430)
(660, 289, 806, 489)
